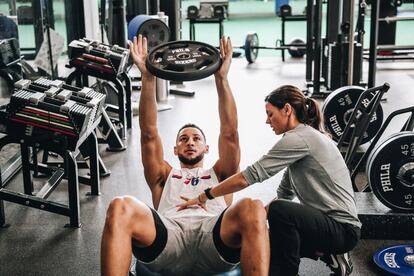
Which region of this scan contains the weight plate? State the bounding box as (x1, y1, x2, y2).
(146, 40, 221, 82)
(0, 15, 18, 39)
(187, 5, 199, 19)
(373, 244, 414, 276)
(288, 38, 306, 58)
(322, 85, 383, 145)
(280, 4, 292, 17)
(245, 32, 259, 64)
(127, 15, 170, 49)
(213, 5, 226, 19)
(367, 132, 414, 212)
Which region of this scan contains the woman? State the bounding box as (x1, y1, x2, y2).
(177, 85, 361, 276)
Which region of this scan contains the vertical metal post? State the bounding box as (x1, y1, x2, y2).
(368, 0, 379, 88)
(122, 73, 133, 129)
(160, 0, 181, 41)
(66, 151, 81, 227)
(32, 0, 44, 53)
(190, 20, 195, 40)
(325, 0, 342, 44)
(281, 15, 286, 62)
(312, 0, 322, 93)
(347, 0, 356, 85)
(87, 132, 100, 196)
(114, 78, 127, 140)
(110, 0, 127, 47)
(0, 199, 5, 227)
(305, 0, 313, 82)
(21, 143, 34, 195)
(219, 19, 223, 38)
(65, 0, 85, 47)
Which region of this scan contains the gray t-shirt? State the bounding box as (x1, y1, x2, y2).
(242, 124, 361, 228)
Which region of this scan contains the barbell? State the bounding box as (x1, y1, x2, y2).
(380, 16, 414, 23)
(236, 32, 306, 63)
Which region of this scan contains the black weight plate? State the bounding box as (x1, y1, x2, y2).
(280, 4, 292, 17)
(128, 15, 170, 49)
(367, 132, 414, 212)
(288, 38, 306, 58)
(187, 5, 199, 19)
(322, 85, 383, 145)
(213, 5, 226, 19)
(0, 15, 18, 39)
(245, 32, 259, 64)
(146, 40, 221, 82)
(373, 244, 414, 276)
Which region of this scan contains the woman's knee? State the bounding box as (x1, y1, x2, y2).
(267, 200, 294, 228)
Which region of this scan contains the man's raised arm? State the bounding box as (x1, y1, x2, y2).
(213, 37, 240, 181)
(130, 35, 171, 189)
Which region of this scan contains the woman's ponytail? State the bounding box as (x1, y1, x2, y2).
(305, 98, 325, 132)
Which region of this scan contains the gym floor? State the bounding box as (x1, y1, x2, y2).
(1, 1, 414, 275)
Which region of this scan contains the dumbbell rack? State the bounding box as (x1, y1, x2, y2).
(0, 121, 101, 228)
(65, 70, 129, 151)
(66, 39, 132, 150)
(0, 77, 110, 227)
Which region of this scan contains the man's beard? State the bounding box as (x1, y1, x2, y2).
(178, 152, 204, 165)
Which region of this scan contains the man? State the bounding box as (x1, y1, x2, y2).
(100, 35, 269, 276)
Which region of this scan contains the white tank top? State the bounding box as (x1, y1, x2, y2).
(157, 167, 228, 219)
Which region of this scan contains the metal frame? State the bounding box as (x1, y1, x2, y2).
(352, 105, 414, 192)
(0, 126, 100, 228)
(368, 0, 380, 88)
(189, 18, 224, 41)
(280, 14, 307, 62)
(337, 83, 390, 180)
(65, 0, 86, 45)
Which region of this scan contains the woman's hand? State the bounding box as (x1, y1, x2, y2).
(214, 36, 233, 80)
(129, 35, 152, 78)
(176, 195, 207, 211)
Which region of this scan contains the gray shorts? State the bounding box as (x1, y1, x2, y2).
(132, 208, 240, 276)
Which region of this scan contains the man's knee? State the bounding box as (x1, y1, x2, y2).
(233, 198, 267, 232)
(105, 196, 147, 231)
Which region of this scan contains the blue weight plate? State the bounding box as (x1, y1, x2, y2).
(373, 244, 414, 276)
(127, 15, 170, 49)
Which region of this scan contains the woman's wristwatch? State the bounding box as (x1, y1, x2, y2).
(204, 187, 215, 200)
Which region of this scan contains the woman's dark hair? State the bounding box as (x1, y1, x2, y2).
(265, 85, 325, 132)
